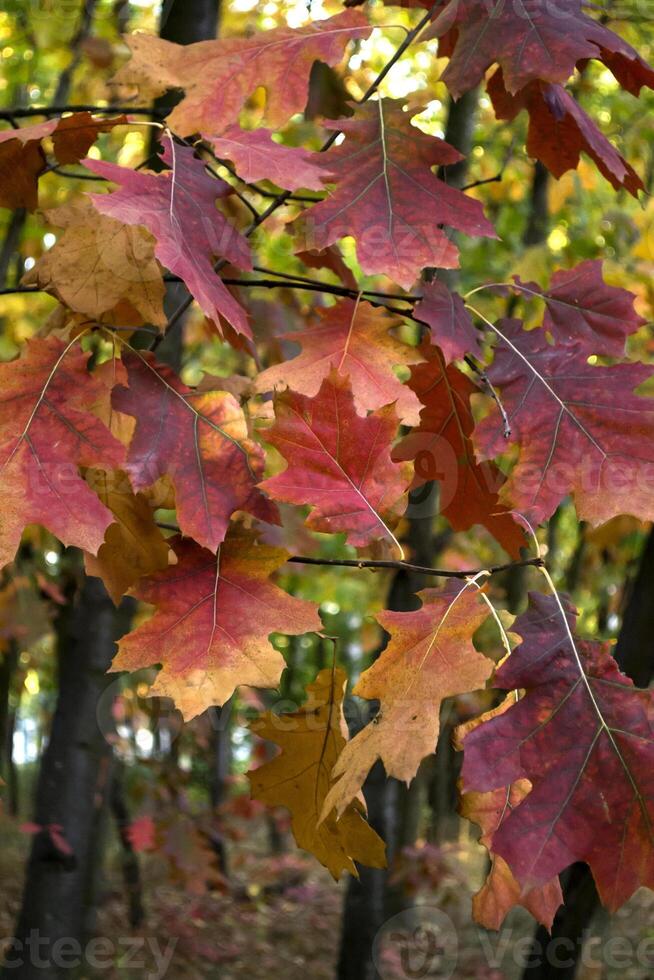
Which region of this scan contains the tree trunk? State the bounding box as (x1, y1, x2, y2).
(2, 578, 131, 980)
(521, 526, 654, 979)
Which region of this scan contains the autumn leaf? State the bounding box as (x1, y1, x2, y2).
(254, 297, 423, 424)
(249, 666, 386, 879)
(473, 317, 654, 526)
(84, 469, 172, 605)
(209, 125, 330, 191)
(488, 72, 643, 197)
(22, 200, 166, 328)
(86, 138, 252, 337)
(512, 259, 645, 356)
(460, 591, 654, 911)
(113, 527, 322, 720)
(112, 11, 371, 135)
(426, 0, 654, 99)
(293, 99, 495, 290)
(0, 112, 127, 210)
(413, 280, 482, 363)
(456, 697, 563, 931)
(0, 337, 125, 569)
(259, 371, 411, 550)
(112, 349, 279, 553)
(394, 344, 524, 556)
(322, 581, 491, 820)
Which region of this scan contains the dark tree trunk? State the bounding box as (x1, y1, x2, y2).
(0, 643, 19, 783)
(2, 578, 131, 980)
(522, 526, 654, 979)
(110, 763, 145, 928)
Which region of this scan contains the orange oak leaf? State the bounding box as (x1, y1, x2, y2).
(86, 138, 252, 337)
(0, 337, 125, 569)
(112, 349, 279, 553)
(413, 280, 482, 364)
(461, 591, 654, 911)
(259, 371, 412, 550)
(488, 72, 643, 197)
(254, 297, 423, 425)
(393, 344, 524, 556)
(22, 200, 166, 328)
(512, 259, 645, 357)
(473, 318, 654, 526)
(322, 581, 491, 820)
(293, 99, 496, 289)
(249, 666, 386, 879)
(209, 125, 330, 191)
(426, 0, 654, 99)
(113, 527, 322, 720)
(0, 112, 127, 210)
(112, 11, 371, 135)
(456, 698, 563, 931)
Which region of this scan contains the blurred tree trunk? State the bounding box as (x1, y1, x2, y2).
(521, 526, 654, 979)
(110, 762, 145, 928)
(0, 643, 19, 784)
(2, 577, 131, 980)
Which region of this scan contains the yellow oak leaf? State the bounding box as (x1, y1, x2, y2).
(249, 667, 386, 880)
(23, 200, 166, 328)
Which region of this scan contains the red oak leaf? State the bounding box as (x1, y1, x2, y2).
(0, 112, 127, 210)
(394, 344, 524, 555)
(112, 11, 371, 135)
(86, 138, 252, 337)
(113, 528, 322, 720)
(259, 371, 411, 549)
(460, 591, 654, 911)
(413, 280, 482, 363)
(473, 318, 654, 526)
(253, 298, 423, 425)
(513, 259, 645, 356)
(293, 99, 496, 290)
(0, 337, 124, 569)
(426, 0, 654, 99)
(113, 350, 278, 552)
(488, 71, 643, 197)
(322, 581, 491, 819)
(209, 125, 330, 191)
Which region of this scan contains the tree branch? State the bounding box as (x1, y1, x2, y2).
(286, 555, 544, 578)
(0, 105, 166, 120)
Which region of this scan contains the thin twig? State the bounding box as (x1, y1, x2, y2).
(0, 105, 166, 120)
(287, 555, 543, 578)
(464, 354, 511, 439)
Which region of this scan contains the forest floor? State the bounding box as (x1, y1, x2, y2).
(1, 808, 654, 979)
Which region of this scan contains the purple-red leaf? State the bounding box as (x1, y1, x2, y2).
(86, 138, 252, 337)
(293, 99, 495, 290)
(461, 591, 654, 911)
(474, 318, 654, 526)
